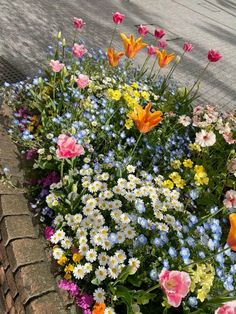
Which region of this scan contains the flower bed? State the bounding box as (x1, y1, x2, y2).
(2, 12, 236, 314)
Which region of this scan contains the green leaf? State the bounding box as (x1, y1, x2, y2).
(115, 285, 133, 314)
(133, 290, 155, 305)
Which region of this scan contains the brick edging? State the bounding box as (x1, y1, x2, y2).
(0, 125, 75, 314)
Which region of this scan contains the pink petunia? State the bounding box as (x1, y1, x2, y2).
(215, 300, 236, 314)
(56, 134, 84, 159)
(195, 130, 216, 147)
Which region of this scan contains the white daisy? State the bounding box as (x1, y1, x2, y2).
(93, 288, 106, 303)
(95, 266, 107, 281)
(104, 307, 116, 314)
(83, 263, 93, 273)
(126, 165, 136, 173)
(115, 250, 126, 263)
(61, 237, 72, 249)
(73, 265, 85, 279)
(53, 248, 64, 260)
(54, 229, 65, 242)
(98, 252, 108, 266)
(128, 258, 140, 274)
(86, 249, 97, 262)
(124, 227, 136, 239)
(108, 266, 121, 279)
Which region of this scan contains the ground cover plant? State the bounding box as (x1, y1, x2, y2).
(2, 12, 236, 314)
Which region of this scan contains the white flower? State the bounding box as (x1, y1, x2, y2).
(103, 190, 114, 199)
(95, 266, 107, 281)
(76, 228, 88, 238)
(98, 253, 108, 266)
(54, 229, 65, 242)
(83, 263, 93, 273)
(178, 115, 191, 126)
(104, 307, 116, 314)
(50, 234, 59, 244)
(93, 288, 106, 303)
(54, 214, 64, 226)
(124, 226, 136, 239)
(73, 214, 83, 224)
(83, 206, 94, 216)
(82, 194, 93, 204)
(195, 130, 216, 147)
(126, 165, 136, 173)
(86, 198, 97, 208)
(53, 248, 64, 260)
(108, 266, 121, 279)
(117, 232, 125, 243)
(101, 172, 109, 181)
(128, 258, 140, 274)
(79, 236, 87, 245)
(93, 233, 104, 246)
(115, 250, 126, 263)
(108, 256, 119, 268)
(120, 213, 130, 224)
(61, 237, 72, 249)
(73, 265, 85, 279)
(79, 244, 89, 255)
(86, 249, 97, 262)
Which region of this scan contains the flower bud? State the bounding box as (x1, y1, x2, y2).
(57, 31, 61, 40)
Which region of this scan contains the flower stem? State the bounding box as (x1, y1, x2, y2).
(148, 58, 157, 79)
(146, 283, 160, 294)
(137, 55, 150, 79)
(60, 159, 64, 180)
(128, 133, 143, 165)
(109, 26, 117, 47)
(187, 61, 210, 95)
(53, 73, 57, 99)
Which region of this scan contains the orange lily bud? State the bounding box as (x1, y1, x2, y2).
(128, 103, 163, 133)
(120, 33, 147, 59)
(227, 213, 236, 251)
(156, 49, 175, 68)
(92, 303, 106, 314)
(107, 48, 124, 67)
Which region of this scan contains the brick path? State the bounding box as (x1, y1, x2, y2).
(0, 112, 76, 313)
(0, 0, 235, 111)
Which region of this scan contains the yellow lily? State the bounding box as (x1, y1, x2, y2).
(156, 49, 175, 68)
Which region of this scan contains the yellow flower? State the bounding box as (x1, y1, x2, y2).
(194, 165, 209, 186)
(120, 33, 147, 58)
(131, 82, 138, 89)
(183, 159, 193, 168)
(171, 160, 181, 169)
(125, 118, 134, 129)
(194, 165, 205, 173)
(64, 273, 72, 280)
(107, 89, 121, 101)
(175, 178, 186, 189)
(57, 255, 68, 266)
(64, 264, 74, 273)
(156, 50, 175, 68)
(162, 180, 174, 189)
(189, 143, 201, 152)
(141, 91, 150, 100)
(72, 252, 83, 263)
(169, 172, 181, 182)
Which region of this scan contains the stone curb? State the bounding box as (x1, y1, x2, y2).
(0, 125, 76, 314)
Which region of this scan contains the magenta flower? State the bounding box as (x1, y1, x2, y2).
(44, 226, 54, 240)
(112, 12, 125, 24)
(183, 42, 193, 52)
(49, 60, 64, 73)
(25, 149, 37, 160)
(138, 25, 148, 36)
(208, 49, 222, 62)
(56, 134, 84, 159)
(73, 17, 85, 29)
(147, 45, 158, 56)
(58, 279, 79, 297)
(158, 39, 167, 49)
(154, 28, 165, 39)
(215, 300, 236, 314)
(72, 44, 87, 58)
(76, 74, 90, 89)
(159, 269, 191, 307)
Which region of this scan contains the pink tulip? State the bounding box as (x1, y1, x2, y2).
(147, 45, 158, 56)
(138, 25, 149, 36)
(112, 12, 125, 24)
(56, 134, 84, 159)
(73, 17, 85, 29)
(49, 60, 64, 73)
(158, 40, 167, 49)
(154, 28, 165, 39)
(223, 190, 236, 208)
(76, 74, 90, 89)
(215, 301, 236, 314)
(72, 44, 87, 58)
(183, 42, 193, 52)
(159, 269, 191, 308)
(208, 49, 222, 62)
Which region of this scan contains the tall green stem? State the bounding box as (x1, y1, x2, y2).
(128, 133, 142, 163)
(109, 26, 117, 47)
(137, 55, 150, 79)
(187, 62, 210, 95)
(148, 58, 157, 79)
(146, 283, 160, 294)
(53, 73, 57, 99)
(60, 159, 64, 180)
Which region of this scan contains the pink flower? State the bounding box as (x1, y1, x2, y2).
(112, 12, 125, 24)
(25, 149, 37, 160)
(138, 25, 148, 36)
(44, 226, 54, 240)
(56, 134, 84, 159)
(158, 40, 167, 49)
(154, 28, 165, 39)
(147, 45, 158, 56)
(72, 44, 87, 58)
(49, 60, 64, 73)
(73, 17, 85, 29)
(159, 269, 191, 307)
(178, 115, 191, 126)
(223, 132, 236, 144)
(183, 42, 193, 52)
(76, 74, 90, 89)
(223, 190, 236, 208)
(215, 301, 236, 314)
(195, 130, 216, 147)
(208, 49, 222, 62)
(227, 158, 236, 173)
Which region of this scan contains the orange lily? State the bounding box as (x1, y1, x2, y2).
(92, 303, 106, 314)
(120, 33, 147, 58)
(227, 213, 236, 251)
(128, 103, 163, 133)
(156, 49, 175, 68)
(107, 48, 124, 67)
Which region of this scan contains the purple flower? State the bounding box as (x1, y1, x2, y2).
(44, 226, 54, 240)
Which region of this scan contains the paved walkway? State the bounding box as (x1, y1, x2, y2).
(0, 0, 235, 111)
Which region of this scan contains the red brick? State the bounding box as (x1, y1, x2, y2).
(15, 262, 56, 304)
(6, 239, 46, 272)
(5, 268, 17, 298)
(5, 291, 14, 311)
(0, 195, 29, 221)
(26, 292, 66, 314)
(1, 216, 36, 246)
(0, 240, 9, 269)
(14, 295, 25, 314)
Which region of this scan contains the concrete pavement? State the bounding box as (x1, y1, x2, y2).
(0, 0, 235, 111)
